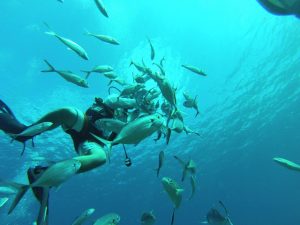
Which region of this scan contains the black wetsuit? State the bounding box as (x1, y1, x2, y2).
(65, 99, 117, 153)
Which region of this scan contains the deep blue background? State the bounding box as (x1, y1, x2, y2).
(0, 0, 300, 224)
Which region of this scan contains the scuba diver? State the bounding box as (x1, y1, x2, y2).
(257, 0, 300, 17)
(0, 97, 122, 224)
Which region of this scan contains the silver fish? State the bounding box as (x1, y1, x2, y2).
(91, 114, 164, 159)
(72, 208, 95, 225)
(273, 157, 300, 172)
(94, 0, 109, 18)
(95, 118, 125, 134)
(93, 213, 120, 225)
(83, 65, 114, 79)
(161, 177, 183, 225)
(148, 38, 155, 61)
(189, 175, 196, 200)
(174, 156, 196, 181)
(6, 159, 81, 214)
(182, 64, 207, 76)
(155, 151, 165, 177)
(45, 27, 88, 60)
(0, 185, 17, 197)
(9, 122, 53, 138)
(42, 60, 88, 88)
(141, 211, 156, 225)
(86, 31, 119, 45)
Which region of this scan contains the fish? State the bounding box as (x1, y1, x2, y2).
(42, 60, 88, 88)
(144, 88, 161, 103)
(71, 208, 95, 225)
(151, 73, 177, 110)
(147, 71, 176, 110)
(189, 175, 196, 200)
(182, 64, 207, 76)
(0, 197, 8, 208)
(161, 177, 184, 225)
(174, 156, 196, 181)
(171, 118, 184, 134)
(104, 95, 138, 109)
(153, 62, 165, 76)
(95, 118, 126, 134)
(6, 159, 81, 214)
(44, 25, 88, 60)
(86, 31, 119, 45)
(57, 0, 64, 3)
(93, 213, 120, 225)
(183, 126, 201, 136)
(90, 114, 165, 158)
(141, 211, 156, 225)
(9, 122, 53, 138)
(256, 0, 293, 16)
(130, 60, 150, 74)
(94, 0, 109, 18)
(155, 151, 165, 177)
(119, 84, 144, 97)
(202, 201, 233, 225)
(148, 38, 155, 61)
(182, 92, 200, 117)
(273, 157, 300, 171)
(108, 77, 128, 86)
(0, 185, 18, 197)
(103, 72, 118, 79)
(161, 101, 172, 116)
(127, 109, 140, 122)
(83, 65, 114, 79)
(133, 74, 150, 84)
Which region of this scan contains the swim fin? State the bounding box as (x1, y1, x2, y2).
(0, 99, 34, 155)
(27, 166, 50, 225)
(0, 99, 16, 118)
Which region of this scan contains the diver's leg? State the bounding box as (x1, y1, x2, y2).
(33, 107, 79, 131)
(74, 142, 107, 173)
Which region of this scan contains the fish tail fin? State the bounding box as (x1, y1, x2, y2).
(7, 182, 29, 214)
(44, 31, 56, 36)
(166, 127, 171, 145)
(108, 79, 114, 86)
(43, 22, 56, 36)
(89, 133, 112, 162)
(84, 28, 91, 36)
(171, 208, 176, 225)
(41, 60, 56, 73)
(181, 168, 187, 182)
(36, 188, 50, 225)
(81, 70, 92, 79)
(7, 133, 17, 139)
(129, 60, 134, 67)
(154, 168, 160, 177)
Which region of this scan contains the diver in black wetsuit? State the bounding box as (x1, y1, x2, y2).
(0, 98, 120, 223)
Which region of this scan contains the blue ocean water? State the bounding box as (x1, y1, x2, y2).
(0, 0, 300, 224)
